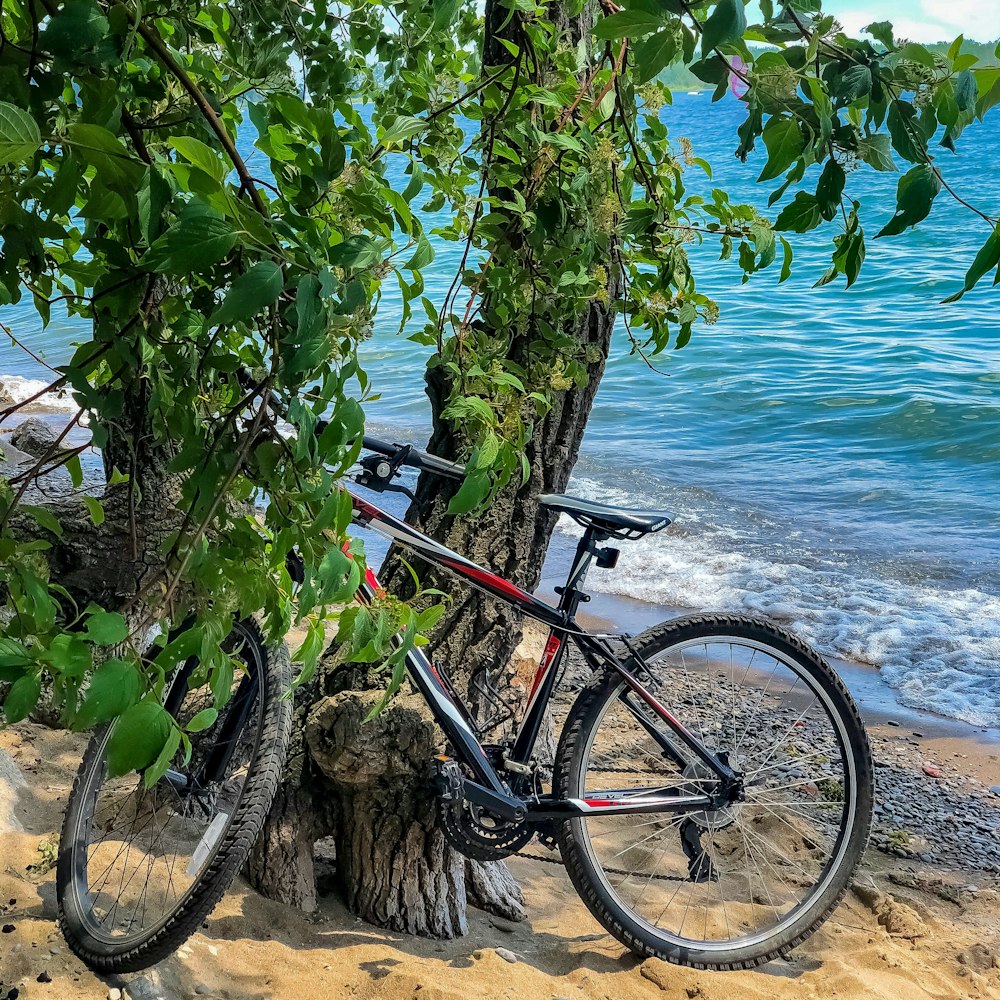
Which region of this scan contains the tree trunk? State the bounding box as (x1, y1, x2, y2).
(251, 0, 614, 937)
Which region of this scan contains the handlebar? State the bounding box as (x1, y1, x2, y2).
(361, 435, 466, 481)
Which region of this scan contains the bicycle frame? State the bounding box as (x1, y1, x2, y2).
(349, 487, 737, 822)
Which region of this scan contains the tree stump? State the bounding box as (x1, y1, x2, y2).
(249, 675, 525, 936)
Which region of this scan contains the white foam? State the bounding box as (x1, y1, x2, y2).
(560, 478, 1000, 729)
(0, 372, 78, 414)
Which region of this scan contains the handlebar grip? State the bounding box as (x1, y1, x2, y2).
(361, 435, 465, 480)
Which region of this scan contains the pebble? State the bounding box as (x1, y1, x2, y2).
(495, 947, 518, 964)
(488, 916, 519, 933)
(194, 987, 212, 996)
(886, 720, 900, 727)
(990, 786, 1000, 797)
(921, 764, 943, 778)
(108, 990, 123, 1000)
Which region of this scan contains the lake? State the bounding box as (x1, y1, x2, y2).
(3, 92, 999, 728)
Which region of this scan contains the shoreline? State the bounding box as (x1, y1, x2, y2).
(538, 571, 1000, 755)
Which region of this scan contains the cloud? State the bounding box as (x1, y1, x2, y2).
(839, 1, 1000, 43)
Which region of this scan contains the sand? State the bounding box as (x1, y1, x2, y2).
(1, 714, 999, 1000)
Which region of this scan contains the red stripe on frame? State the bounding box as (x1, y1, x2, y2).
(528, 633, 562, 700)
(439, 559, 532, 602)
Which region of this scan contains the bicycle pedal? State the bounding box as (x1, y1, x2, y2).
(432, 755, 465, 803)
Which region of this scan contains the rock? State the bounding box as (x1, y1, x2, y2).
(193, 987, 212, 996)
(0, 382, 13, 406)
(494, 947, 518, 964)
(10, 417, 57, 458)
(488, 916, 519, 934)
(921, 764, 943, 779)
(107, 990, 123, 1000)
(886, 720, 900, 727)
(0, 749, 27, 834)
(957, 943, 995, 973)
(990, 786, 1000, 797)
(36, 972, 52, 983)
(123, 977, 168, 1000)
(0, 438, 32, 473)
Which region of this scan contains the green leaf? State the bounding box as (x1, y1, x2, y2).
(864, 21, 894, 48)
(186, 707, 218, 733)
(858, 134, 896, 172)
(105, 700, 173, 777)
(774, 192, 822, 233)
(447, 471, 490, 515)
(0, 102, 41, 167)
(41, 0, 113, 65)
(876, 164, 941, 237)
(942, 224, 1000, 302)
(379, 115, 426, 147)
(593, 9, 664, 40)
(403, 234, 434, 272)
(168, 136, 227, 184)
(955, 70, 977, 113)
(143, 725, 181, 789)
(65, 453, 83, 489)
(21, 505, 63, 537)
(887, 101, 924, 163)
(208, 261, 283, 327)
(898, 42, 936, 68)
(85, 610, 129, 645)
(778, 236, 793, 283)
(701, 0, 746, 56)
(836, 64, 873, 103)
(634, 30, 678, 84)
(758, 117, 805, 183)
(329, 236, 381, 269)
(143, 204, 237, 274)
(3, 673, 42, 724)
(83, 496, 105, 526)
(815, 159, 846, 221)
(68, 123, 145, 194)
(73, 658, 141, 730)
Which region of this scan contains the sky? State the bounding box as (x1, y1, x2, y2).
(791, 1, 1000, 43)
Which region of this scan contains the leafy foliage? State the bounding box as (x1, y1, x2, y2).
(0, 0, 996, 776)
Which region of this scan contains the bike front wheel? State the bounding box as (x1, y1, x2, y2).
(57, 618, 292, 972)
(554, 613, 873, 970)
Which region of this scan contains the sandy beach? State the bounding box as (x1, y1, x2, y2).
(1, 628, 999, 1000)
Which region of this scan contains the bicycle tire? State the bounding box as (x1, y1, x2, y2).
(57, 618, 292, 972)
(554, 613, 873, 970)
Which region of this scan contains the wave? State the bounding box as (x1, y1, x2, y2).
(560, 477, 1000, 729)
(0, 373, 79, 415)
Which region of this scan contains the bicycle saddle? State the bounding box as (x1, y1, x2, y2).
(537, 494, 673, 536)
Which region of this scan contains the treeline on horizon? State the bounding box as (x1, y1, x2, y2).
(658, 36, 1000, 90)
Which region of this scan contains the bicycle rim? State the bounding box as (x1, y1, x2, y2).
(574, 633, 860, 955)
(62, 624, 265, 948)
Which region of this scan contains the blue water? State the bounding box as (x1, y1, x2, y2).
(3, 94, 1000, 727)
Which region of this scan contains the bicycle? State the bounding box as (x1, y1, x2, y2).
(57, 434, 873, 972)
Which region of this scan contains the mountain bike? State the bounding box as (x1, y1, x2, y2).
(57, 435, 873, 972)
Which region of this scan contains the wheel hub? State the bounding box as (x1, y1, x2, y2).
(683, 759, 740, 830)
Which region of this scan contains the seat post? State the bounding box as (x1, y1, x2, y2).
(555, 526, 606, 618)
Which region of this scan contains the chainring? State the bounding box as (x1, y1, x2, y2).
(438, 798, 534, 862)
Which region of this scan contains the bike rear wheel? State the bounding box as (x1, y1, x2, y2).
(57, 618, 292, 972)
(554, 613, 873, 970)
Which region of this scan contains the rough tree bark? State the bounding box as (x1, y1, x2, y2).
(251, 0, 619, 938)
